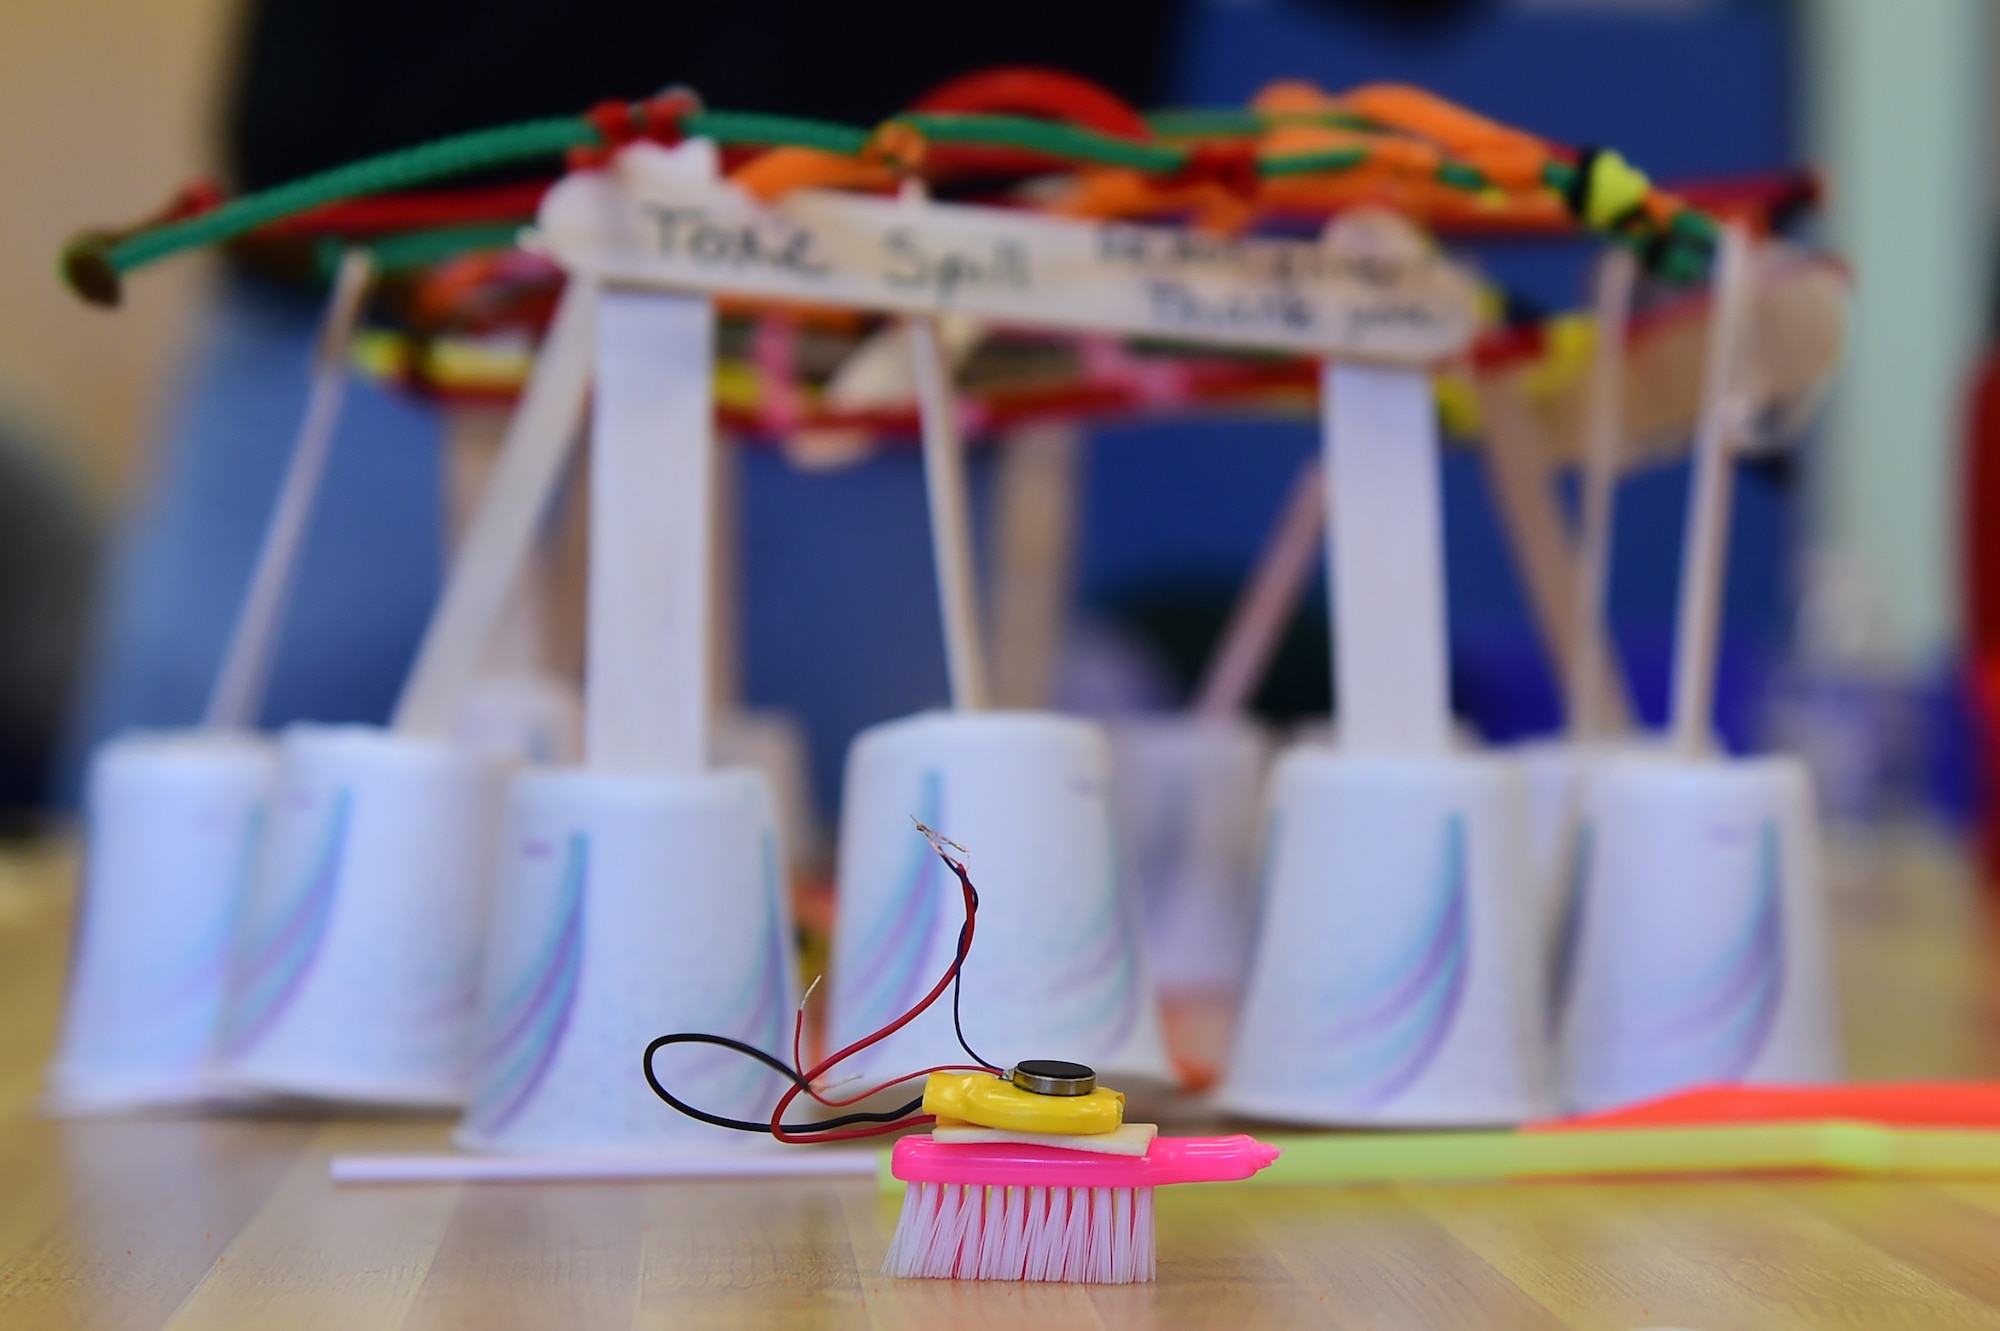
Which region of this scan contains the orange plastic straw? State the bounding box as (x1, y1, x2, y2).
(1535, 1083, 2000, 1133)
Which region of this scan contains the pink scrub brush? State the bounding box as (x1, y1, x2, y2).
(883, 1133, 1281, 1283)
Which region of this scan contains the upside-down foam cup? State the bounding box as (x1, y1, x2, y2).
(217, 724, 502, 1106)
(1218, 747, 1551, 1126)
(712, 708, 824, 874)
(829, 711, 1171, 1085)
(1108, 714, 1272, 995)
(46, 730, 278, 1113)
(1559, 752, 1843, 1113)
(455, 766, 796, 1153)
(452, 672, 585, 768)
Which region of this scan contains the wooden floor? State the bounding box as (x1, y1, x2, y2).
(6, 833, 2000, 1329)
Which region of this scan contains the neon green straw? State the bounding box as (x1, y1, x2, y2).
(875, 1125, 2000, 1192)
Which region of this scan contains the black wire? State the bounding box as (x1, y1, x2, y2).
(940, 859, 1001, 1072)
(642, 1032, 924, 1136)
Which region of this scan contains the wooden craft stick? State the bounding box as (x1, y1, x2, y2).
(1193, 457, 1326, 719)
(1669, 226, 1757, 756)
(440, 405, 553, 679)
(708, 433, 744, 718)
(989, 423, 1082, 710)
(1474, 373, 1634, 734)
(204, 249, 374, 730)
(1570, 247, 1640, 740)
(1324, 362, 1453, 755)
(391, 275, 597, 737)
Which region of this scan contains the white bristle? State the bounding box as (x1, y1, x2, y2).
(883, 1182, 1157, 1283)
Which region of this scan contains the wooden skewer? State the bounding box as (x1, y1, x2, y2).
(1569, 247, 1640, 742)
(1474, 372, 1635, 735)
(1669, 226, 1757, 757)
(1193, 457, 1326, 720)
(205, 249, 375, 731)
(903, 184, 991, 712)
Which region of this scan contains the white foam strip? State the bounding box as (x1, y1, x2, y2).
(329, 1150, 878, 1184)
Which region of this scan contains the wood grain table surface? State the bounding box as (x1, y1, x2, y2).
(5, 832, 2000, 1330)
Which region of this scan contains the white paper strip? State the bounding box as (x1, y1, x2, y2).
(329, 1150, 878, 1184)
(589, 285, 715, 771)
(581, 139, 720, 774)
(533, 148, 1480, 364)
(1324, 362, 1452, 755)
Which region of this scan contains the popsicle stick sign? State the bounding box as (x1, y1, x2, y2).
(533, 144, 1482, 362)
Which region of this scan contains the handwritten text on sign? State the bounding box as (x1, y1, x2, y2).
(533, 144, 1481, 363)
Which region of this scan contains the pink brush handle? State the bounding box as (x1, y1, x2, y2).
(891, 1134, 1281, 1189)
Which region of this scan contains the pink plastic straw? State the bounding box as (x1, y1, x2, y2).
(891, 1134, 1281, 1188)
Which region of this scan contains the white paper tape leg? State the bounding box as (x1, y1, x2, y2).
(48, 732, 277, 1112)
(456, 767, 797, 1153)
(217, 725, 501, 1106)
(588, 281, 714, 773)
(1219, 747, 1552, 1126)
(1560, 753, 1843, 1113)
(1324, 362, 1452, 756)
(829, 712, 1171, 1084)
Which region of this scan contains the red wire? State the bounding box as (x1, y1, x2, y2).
(767, 841, 989, 1143)
(905, 66, 1153, 184)
(911, 67, 1152, 139)
(787, 979, 988, 1109)
(259, 183, 552, 238)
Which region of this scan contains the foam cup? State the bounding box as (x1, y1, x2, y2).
(1560, 751, 1843, 1112)
(455, 766, 796, 1153)
(828, 711, 1171, 1085)
(47, 730, 277, 1113)
(1218, 746, 1552, 1126)
(217, 724, 502, 1106)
